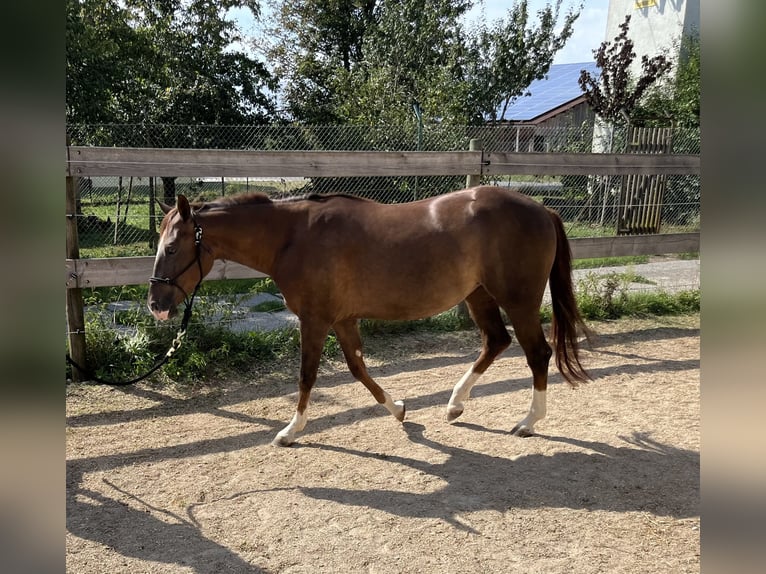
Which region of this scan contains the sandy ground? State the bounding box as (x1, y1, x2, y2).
(66, 315, 699, 573)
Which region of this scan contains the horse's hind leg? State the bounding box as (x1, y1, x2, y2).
(447, 287, 512, 422)
(503, 304, 552, 437)
(333, 319, 406, 422)
(273, 320, 331, 447)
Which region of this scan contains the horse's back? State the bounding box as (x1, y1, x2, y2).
(299, 186, 557, 277)
(306, 186, 551, 233)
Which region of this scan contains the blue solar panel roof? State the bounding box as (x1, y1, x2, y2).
(497, 61, 599, 122)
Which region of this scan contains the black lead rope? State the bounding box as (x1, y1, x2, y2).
(66, 220, 205, 386)
(65, 301, 195, 386)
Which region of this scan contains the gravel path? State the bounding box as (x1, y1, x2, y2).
(573, 257, 700, 294)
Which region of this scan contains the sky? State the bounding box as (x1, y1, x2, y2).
(495, 0, 610, 64)
(231, 0, 609, 65)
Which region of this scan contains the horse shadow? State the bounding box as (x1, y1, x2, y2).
(296, 422, 698, 532)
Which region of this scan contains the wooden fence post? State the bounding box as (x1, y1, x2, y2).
(466, 138, 483, 188)
(66, 173, 86, 382)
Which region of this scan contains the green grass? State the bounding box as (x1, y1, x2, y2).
(559, 270, 697, 321)
(251, 300, 286, 313)
(83, 277, 280, 307)
(572, 255, 650, 269)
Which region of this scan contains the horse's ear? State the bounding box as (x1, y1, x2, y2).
(157, 200, 173, 215)
(176, 195, 191, 222)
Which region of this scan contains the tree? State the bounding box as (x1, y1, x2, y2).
(68, 0, 278, 203)
(342, 0, 473, 124)
(67, 0, 276, 127)
(66, 0, 155, 124)
(122, 0, 276, 126)
(266, 0, 581, 125)
(578, 14, 672, 124)
(265, 0, 377, 123)
(468, 0, 581, 124)
(577, 15, 673, 226)
(631, 29, 700, 127)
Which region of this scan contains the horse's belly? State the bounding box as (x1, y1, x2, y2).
(350, 278, 474, 321)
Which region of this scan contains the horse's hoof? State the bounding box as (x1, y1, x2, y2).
(271, 434, 294, 447)
(394, 400, 406, 422)
(446, 405, 463, 422)
(510, 424, 534, 438)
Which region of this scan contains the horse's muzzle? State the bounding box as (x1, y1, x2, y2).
(148, 296, 178, 321)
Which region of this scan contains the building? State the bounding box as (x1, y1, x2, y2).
(491, 61, 599, 152)
(606, 0, 700, 79)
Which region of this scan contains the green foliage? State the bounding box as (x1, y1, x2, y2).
(571, 255, 650, 269)
(268, 0, 581, 125)
(66, 0, 152, 124)
(632, 30, 700, 127)
(79, 319, 156, 381)
(250, 300, 287, 313)
(578, 14, 672, 122)
(72, 284, 699, 383)
(267, 0, 376, 124)
(351, 0, 473, 124)
(66, 0, 275, 127)
(469, 0, 581, 124)
(360, 307, 469, 336)
(79, 311, 303, 383)
(567, 270, 699, 320)
(575, 270, 636, 320)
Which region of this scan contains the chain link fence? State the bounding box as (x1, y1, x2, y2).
(67, 123, 700, 259)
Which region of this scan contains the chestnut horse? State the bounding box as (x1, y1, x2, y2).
(148, 186, 589, 446)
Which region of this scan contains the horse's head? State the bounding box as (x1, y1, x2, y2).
(147, 195, 212, 320)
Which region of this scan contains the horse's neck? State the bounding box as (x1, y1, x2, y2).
(203, 204, 297, 275)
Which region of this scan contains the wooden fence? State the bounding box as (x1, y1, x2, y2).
(617, 126, 675, 235)
(65, 144, 700, 380)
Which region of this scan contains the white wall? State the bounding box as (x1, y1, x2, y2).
(604, 0, 700, 77)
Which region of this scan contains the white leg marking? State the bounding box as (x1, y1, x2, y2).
(355, 349, 362, 357)
(511, 389, 547, 437)
(381, 390, 406, 422)
(272, 410, 308, 447)
(447, 368, 482, 422)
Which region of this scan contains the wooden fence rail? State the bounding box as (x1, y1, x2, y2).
(65, 233, 700, 290)
(67, 146, 700, 178)
(65, 146, 700, 381)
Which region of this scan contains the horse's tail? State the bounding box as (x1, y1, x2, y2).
(547, 209, 591, 387)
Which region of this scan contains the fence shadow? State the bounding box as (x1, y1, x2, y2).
(67, 468, 270, 573)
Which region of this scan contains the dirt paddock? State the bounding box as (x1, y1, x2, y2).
(66, 315, 700, 573)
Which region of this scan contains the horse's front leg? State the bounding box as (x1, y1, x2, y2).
(333, 319, 405, 422)
(272, 321, 330, 447)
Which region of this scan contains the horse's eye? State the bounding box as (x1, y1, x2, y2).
(166, 244, 177, 255)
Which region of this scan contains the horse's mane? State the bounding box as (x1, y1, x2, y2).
(193, 192, 271, 210)
(194, 191, 369, 211)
